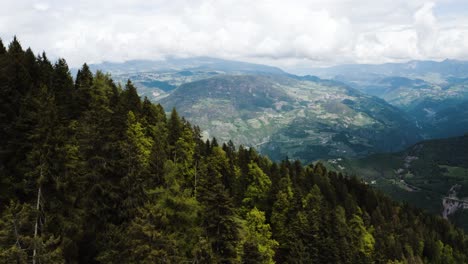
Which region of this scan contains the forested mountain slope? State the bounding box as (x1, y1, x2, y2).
(1, 38, 468, 263)
(324, 134, 468, 230)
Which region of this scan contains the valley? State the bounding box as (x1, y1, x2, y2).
(89, 57, 468, 230)
(309, 60, 468, 139)
(91, 59, 423, 163)
(323, 134, 468, 230)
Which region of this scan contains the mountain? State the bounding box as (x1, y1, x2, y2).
(323, 134, 468, 230)
(2, 38, 468, 263)
(407, 98, 468, 138)
(308, 60, 468, 138)
(309, 59, 468, 83)
(159, 74, 422, 162)
(87, 57, 286, 75)
(85, 57, 287, 101)
(86, 58, 424, 163)
(87, 57, 467, 160)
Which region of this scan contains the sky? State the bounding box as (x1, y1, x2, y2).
(2, 0, 468, 71)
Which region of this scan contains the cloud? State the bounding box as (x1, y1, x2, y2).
(33, 3, 50, 11)
(1, 0, 468, 69)
(414, 2, 438, 55)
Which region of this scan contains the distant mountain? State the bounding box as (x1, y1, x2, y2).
(84, 57, 287, 100)
(308, 60, 468, 139)
(87, 57, 466, 160)
(309, 59, 468, 82)
(159, 74, 422, 162)
(407, 98, 468, 138)
(323, 134, 468, 230)
(87, 57, 286, 75)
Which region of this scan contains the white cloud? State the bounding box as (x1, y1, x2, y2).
(414, 2, 438, 56)
(1, 0, 468, 69)
(33, 3, 50, 11)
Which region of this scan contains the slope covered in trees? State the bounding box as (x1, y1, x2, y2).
(323, 134, 468, 230)
(1, 38, 468, 263)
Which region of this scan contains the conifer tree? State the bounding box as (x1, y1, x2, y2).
(73, 63, 93, 116)
(271, 174, 294, 246)
(115, 160, 202, 264)
(243, 207, 278, 264)
(168, 107, 182, 147)
(121, 80, 141, 114)
(349, 211, 375, 262)
(0, 38, 6, 54)
(52, 58, 74, 119)
(198, 147, 241, 263)
(242, 161, 272, 211)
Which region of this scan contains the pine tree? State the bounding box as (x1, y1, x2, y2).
(119, 111, 154, 218)
(0, 200, 33, 263)
(198, 147, 241, 263)
(271, 174, 294, 246)
(0, 38, 6, 54)
(243, 207, 278, 264)
(242, 161, 272, 211)
(112, 161, 202, 264)
(73, 63, 93, 116)
(121, 80, 141, 114)
(0, 201, 63, 264)
(349, 212, 375, 262)
(168, 108, 182, 147)
(52, 58, 74, 120)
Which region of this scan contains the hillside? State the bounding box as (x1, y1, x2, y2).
(85, 57, 287, 101)
(353, 76, 468, 138)
(324, 134, 468, 230)
(309, 61, 468, 139)
(159, 74, 422, 162)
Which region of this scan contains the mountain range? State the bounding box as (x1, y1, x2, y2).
(88, 58, 434, 162)
(309, 60, 468, 139)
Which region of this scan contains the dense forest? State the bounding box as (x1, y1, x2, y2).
(1, 38, 468, 264)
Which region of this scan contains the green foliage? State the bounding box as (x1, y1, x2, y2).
(242, 161, 272, 210)
(125, 111, 154, 166)
(243, 207, 278, 264)
(349, 213, 375, 259)
(0, 201, 64, 264)
(116, 167, 202, 263)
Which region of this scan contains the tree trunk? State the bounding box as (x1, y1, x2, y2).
(32, 182, 42, 264)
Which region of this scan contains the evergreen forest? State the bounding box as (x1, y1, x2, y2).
(1, 38, 468, 264)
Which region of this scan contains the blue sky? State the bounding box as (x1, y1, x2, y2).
(2, 0, 468, 69)
(434, 0, 468, 17)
